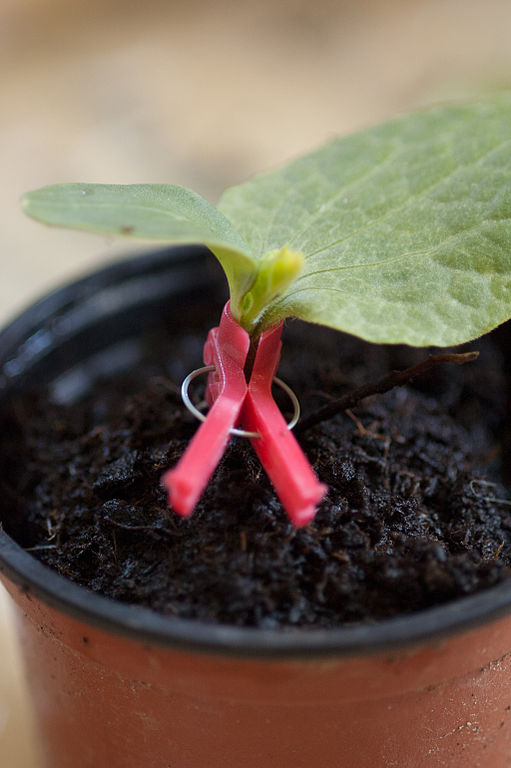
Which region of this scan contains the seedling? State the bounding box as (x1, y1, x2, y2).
(22, 94, 511, 525)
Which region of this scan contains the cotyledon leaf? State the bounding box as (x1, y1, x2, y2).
(219, 93, 511, 345)
(21, 183, 258, 316)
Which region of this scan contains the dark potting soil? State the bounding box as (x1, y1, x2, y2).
(1, 313, 511, 629)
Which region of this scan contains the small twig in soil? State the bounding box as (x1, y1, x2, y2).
(469, 478, 511, 507)
(46, 518, 58, 541)
(345, 409, 387, 441)
(111, 530, 119, 563)
(296, 351, 479, 434)
(103, 517, 174, 540)
(494, 540, 505, 560)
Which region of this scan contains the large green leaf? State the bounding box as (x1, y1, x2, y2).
(23, 95, 511, 345)
(22, 183, 258, 313)
(219, 93, 511, 345)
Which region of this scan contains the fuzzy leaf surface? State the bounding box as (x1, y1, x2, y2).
(219, 94, 511, 345)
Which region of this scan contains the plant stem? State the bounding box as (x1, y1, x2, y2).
(296, 351, 479, 434)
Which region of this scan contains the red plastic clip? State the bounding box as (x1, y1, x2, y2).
(162, 302, 327, 526)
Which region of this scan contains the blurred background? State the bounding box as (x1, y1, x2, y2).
(1, 0, 511, 763)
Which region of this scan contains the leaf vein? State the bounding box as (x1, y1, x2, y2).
(280, 144, 400, 252)
(302, 137, 511, 261)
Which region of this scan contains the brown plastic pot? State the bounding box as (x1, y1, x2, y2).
(1, 247, 511, 768)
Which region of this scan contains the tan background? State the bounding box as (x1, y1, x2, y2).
(1, 0, 511, 764)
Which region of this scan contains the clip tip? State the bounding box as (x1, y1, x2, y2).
(287, 483, 328, 528)
(161, 470, 196, 519)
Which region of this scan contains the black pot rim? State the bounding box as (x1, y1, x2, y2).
(2, 246, 511, 660)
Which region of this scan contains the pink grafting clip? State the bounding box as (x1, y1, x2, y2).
(240, 320, 327, 527)
(162, 303, 249, 516)
(162, 302, 327, 526)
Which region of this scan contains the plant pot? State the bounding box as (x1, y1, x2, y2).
(2, 246, 511, 768)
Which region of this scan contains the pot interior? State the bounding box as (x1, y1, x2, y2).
(1, 245, 511, 658)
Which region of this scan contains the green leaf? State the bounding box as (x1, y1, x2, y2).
(23, 95, 511, 345)
(219, 93, 511, 345)
(21, 183, 258, 317)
